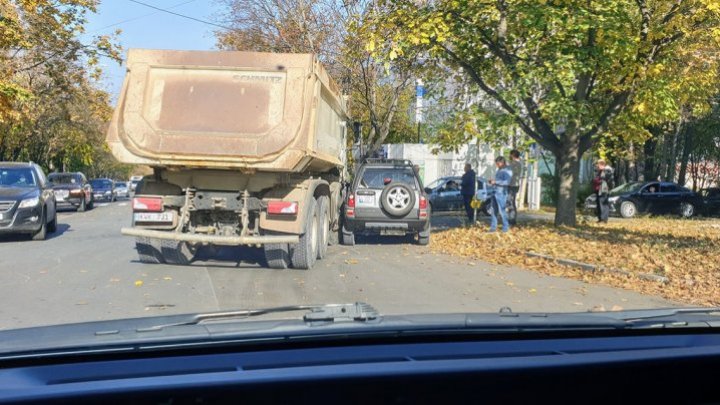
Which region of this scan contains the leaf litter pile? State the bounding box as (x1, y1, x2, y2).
(431, 218, 720, 306)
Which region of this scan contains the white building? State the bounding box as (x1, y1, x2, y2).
(383, 142, 498, 186)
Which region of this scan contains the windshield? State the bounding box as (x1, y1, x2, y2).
(610, 182, 643, 195)
(425, 178, 446, 189)
(2, 0, 720, 356)
(0, 168, 36, 187)
(91, 179, 112, 188)
(49, 174, 79, 185)
(359, 167, 417, 189)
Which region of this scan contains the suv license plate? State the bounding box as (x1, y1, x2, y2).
(134, 212, 174, 223)
(357, 195, 375, 205)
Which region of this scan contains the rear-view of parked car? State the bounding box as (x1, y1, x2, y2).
(0, 162, 57, 240)
(91, 178, 115, 202)
(343, 159, 430, 246)
(49, 172, 94, 212)
(114, 181, 129, 199)
(584, 181, 703, 218)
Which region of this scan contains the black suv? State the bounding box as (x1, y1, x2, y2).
(0, 162, 57, 240)
(342, 159, 430, 245)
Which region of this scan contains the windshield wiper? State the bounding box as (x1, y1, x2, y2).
(132, 302, 380, 333)
(491, 307, 720, 330)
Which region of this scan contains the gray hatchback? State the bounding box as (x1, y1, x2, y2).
(342, 160, 430, 245)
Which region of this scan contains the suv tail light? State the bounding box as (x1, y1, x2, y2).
(267, 201, 298, 215)
(419, 195, 428, 219)
(133, 197, 163, 212)
(346, 193, 355, 218)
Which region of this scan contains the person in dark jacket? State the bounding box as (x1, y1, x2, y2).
(594, 159, 614, 223)
(461, 163, 476, 222)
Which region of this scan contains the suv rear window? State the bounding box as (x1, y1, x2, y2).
(358, 167, 417, 189)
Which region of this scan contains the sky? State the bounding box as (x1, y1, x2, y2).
(82, 0, 224, 103)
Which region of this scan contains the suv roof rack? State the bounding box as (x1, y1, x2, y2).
(363, 158, 414, 166)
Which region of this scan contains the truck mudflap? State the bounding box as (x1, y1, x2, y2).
(120, 227, 299, 245)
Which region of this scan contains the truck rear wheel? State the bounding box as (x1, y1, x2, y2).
(160, 240, 195, 265)
(290, 197, 318, 270)
(264, 243, 290, 269)
(135, 237, 164, 264)
(316, 196, 329, 260)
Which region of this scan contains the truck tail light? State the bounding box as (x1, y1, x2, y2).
(267, 201, 298, 215)
(347, 193, 355, 208)
(133, 197, 163, 212)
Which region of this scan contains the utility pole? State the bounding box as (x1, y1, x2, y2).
(415, 79, 424, 144)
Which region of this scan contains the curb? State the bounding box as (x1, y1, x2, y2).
(525, 252, 669, 284)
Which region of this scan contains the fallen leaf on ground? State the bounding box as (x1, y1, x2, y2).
(344, 259, 360, 265)
(431, 217, 720, 306)
(134, 280, 143, 287)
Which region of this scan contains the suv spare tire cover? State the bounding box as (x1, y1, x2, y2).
(380, 182, 416, 217)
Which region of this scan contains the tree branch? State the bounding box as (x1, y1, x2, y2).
(437, 43, 560, 151)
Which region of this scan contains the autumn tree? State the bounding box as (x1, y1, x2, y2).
(0, 0, 122, 172)
(364, 0, 720, 226)
(215, 0, 419, 157)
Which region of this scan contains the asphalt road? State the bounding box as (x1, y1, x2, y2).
(0, 202, 675, 330)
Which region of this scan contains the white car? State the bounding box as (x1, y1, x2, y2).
(129, 176, 143, 192)
(114, 181, 130, 199)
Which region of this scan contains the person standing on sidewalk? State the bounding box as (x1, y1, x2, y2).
(594, 159, 614, 223)
(508, 149, 523, 212)
(460, 163, 476, 223)
(489, 156, 513, 232)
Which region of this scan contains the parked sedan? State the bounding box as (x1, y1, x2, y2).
(584, 181, 703, 218)
(114, 181, 129, 199)
(0, 162, 57, 240)
(91, 178, 115, 202)
(48, 172, 94, 212)
(425, 176, 488, 213)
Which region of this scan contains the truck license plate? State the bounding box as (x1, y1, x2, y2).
(357, 195, 375, 205)
(134, 212, 174, 223)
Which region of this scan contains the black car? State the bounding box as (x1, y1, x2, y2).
(342, 159, 430, 245)
(48, 172, 94, 212)
(424, 175, 489, 213)
(90, 178, 116, 202)
(584, 181, 703, 218)
(0, 162, 57, 240)
(701, 187, 720, 216)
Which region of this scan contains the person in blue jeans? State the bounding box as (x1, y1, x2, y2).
(489, 156, 513, 232)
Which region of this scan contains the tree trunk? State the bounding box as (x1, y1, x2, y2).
(643, 137, 657, 181)
(553, 133, 581, 227)
(665, 119, 684, 182)
(677, 126, 692, 187)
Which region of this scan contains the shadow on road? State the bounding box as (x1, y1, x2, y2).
(193, 245, 266, 268)
(0, 223, 71, 242)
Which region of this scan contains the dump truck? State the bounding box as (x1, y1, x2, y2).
(107, 49, 348, 269)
